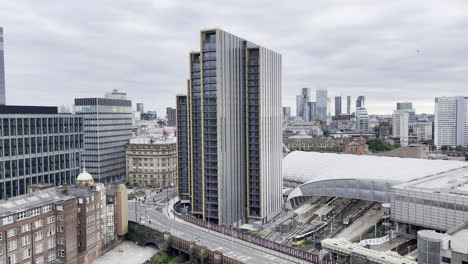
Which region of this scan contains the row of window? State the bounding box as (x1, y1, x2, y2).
(0, 117, 83, 137)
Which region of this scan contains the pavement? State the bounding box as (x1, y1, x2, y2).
(129, 191, 296, 264)
(95, 241, 158, 264)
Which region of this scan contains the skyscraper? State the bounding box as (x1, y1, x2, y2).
(177, 29, 282, 225)
(295, 88, 311, 121)
(136, 103, 144, 113)
(308, 102, 316, 121)
(316, 89, 328, 122)
(356, 96, 365, 108)
(346, 96, 351, 115)
(75, 89, 132, 183)
(0, 27, 6, 105)
(393, 110, 410, 146)
(355, 107, 369, 131)
(334, 96, 342, 116)
(434, 96, 467, 148)
(282, 106, 291, 120)
(396, 102, 416, 123)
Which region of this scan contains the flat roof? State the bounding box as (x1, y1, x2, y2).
(283, 152, 468, 184)
(0, 105, 58, 114)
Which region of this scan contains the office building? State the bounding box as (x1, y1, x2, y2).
(0, 105, 84, 199)
(316, 89, 328, 122)
(0, 27, 5, 105)
(0, 171, 128, 264)
(334, 96, 342, 116)
(125, 135, 177, 188)
(393, 110, 410, 146)
(296, 88, 311, 122)
(74, 89, 132, 183)
(355, 107, 369, 131)
(136, 103, 144, 113)
(282, 106, 291, 120)
(396, 102, 416, 123)
(434, 96, 468, 148)
(356, 96, 365, 108)
(176, 94, 190, 201)
(177, 29, 282, 225)
(346, 96, 351, 115)
(166, 107, 176, 127)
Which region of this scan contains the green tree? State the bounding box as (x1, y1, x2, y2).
(366, 139, 393, 153)
(441, 145, 449, 151)
(322, 129, 330, 137)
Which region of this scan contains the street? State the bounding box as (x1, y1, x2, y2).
(128, 190, 295, 264)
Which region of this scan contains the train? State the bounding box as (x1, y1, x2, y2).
(343, 202, 375, 226)
(292, 222, 327, 247)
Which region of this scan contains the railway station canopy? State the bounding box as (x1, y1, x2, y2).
(284, 152, 468, 203)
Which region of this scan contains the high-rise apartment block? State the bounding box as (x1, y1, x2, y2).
(396, 102, 416, 123)
(355, 107, 369, 131)
(74, 89, 132, 183)
(316, 89, 328, 122)
(334, 96, 342, 116)
(0, 27, 5, 105)
(0, 105, 84, 199)
(434, 96, 468, 148)
(176, 29, 282, 225)
(166, 107, 176, 127)
(393, 110, 410, 146)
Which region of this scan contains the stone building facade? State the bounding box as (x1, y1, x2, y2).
(126, 136, 177, 189)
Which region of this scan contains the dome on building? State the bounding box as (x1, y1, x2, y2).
(76, 169, 93, 182)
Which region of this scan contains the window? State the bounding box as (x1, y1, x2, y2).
(22, 248, 31, 260)
(7, 254, 17, 264)
(35, 256, 44, 264)
(30, 208, 40, 217)
(0, 244, 3, 255)
(33, 220, 43, 229)
(57, 225, 64, 233)
(46, 216, 55, 224)
(17, 212, 27, 221)
(7, 229, 17, 238)
(47, 251, 56, 262)
(57, 215, 64, 221)
(7, 240, 17, 252)
(57, 237, 65, 246)
(34, 231, 43, 242)
(442, 257, 451, 263)
(21, 224, 31, 233)
(78, 199, 83, 204)
(42, 205, 52, 213)
(107, 225, 114, 233)
(56, 205, 63, 211)
(3, 216, 14, 225)
(47, 226, 55, 237)
(59, 249, 65, 257)
(22, 235, 31, 246)
(47, 238, 55, 249)
(34, 243, 43, 254)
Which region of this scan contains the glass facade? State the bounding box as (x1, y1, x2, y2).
(176, 95, 190, 199)
(0, 115, 83, 199)
(190, 53, 204, 214)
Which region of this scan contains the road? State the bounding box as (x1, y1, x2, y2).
(128, 190, 295, 264)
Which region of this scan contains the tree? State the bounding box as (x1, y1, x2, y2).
(322, 129, 330, 137)
(455, 145, 466, 151)
(441, 145, 449, 151)
(366, 139, 392, 153)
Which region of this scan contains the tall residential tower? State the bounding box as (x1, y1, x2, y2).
(434, 96, 468, 148)
(177, 29, 282, 226)
(0, 27, 6, 105)
(316, 89, 328, 122)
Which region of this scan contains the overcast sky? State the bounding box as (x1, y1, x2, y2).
(1, 0, 468, 115)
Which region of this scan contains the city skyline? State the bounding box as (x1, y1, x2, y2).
(1, 1, 468, 115)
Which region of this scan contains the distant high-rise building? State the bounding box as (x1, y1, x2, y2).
(316, 89, 328, 122)
(411, 120, 433, 142)
(136, 102, 144, 113)
(355, 107, 369, 131)
(75, 89, 132, 183)
(356, 96, 365, 108)
(393, 110, 410, 146)
(308, 102, 316, 121)
(0, 27, 6, 105)
(296, 88, 311, 121)
(177, 29, 282, 225)
(434, 96, 468, 148)
(346, 96, 351, 114)
(282, 106, 291, 120)
(396, 102, 416, 123)
(334, 96, 342, 116)
(166, 107, 176, 126)
(0, 105, 83, 199)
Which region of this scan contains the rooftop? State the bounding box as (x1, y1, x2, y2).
(283, 152, 468, 184)
(0, 105, 58, 114)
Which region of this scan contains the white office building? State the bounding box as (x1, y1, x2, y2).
(355, 107, 369, 131)
(434, 96, 468, 148)
(393, 110, 410, 146)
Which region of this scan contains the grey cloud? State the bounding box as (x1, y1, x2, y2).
(1, 0, 468, 115)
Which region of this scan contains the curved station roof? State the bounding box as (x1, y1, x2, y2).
(284, 152, 468, 203)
